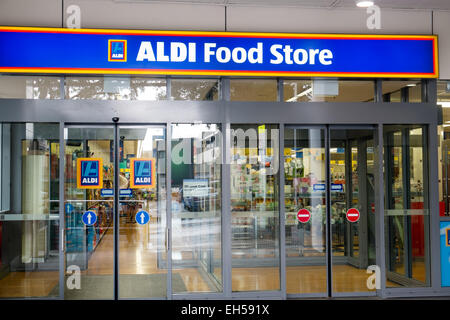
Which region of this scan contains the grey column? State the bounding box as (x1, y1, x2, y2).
(166, 122, 173, 299)
(279, 123, 286, 299)
(375, 124, 386, 296)
(59, 122, 65, 299)
(428, 121, 440, 289)
(358, 138, 369, 269)
(221, 77, 231, 298)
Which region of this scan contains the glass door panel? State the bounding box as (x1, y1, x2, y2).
(284, 127, 327, 295)
(384, 125, 430, 288)
(329, 128, 376, 293)
(64, 126, 115, 299)
(118, 126, 167, 298)
(230, 124, 280, 292)
(171, 123, 222, 293)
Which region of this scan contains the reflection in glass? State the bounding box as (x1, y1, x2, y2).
(230, 79, 277, 101)
(384, 125, 430, 288)
(0, 123, 60, 298)
(65, 76, 167, 100)
(171, 124, 222, 293)
(382, 80, 422, 103)
(171, 79, 219, 101)
(0, 76, 61, 99)
(131, 78, 167, 100)
(284, 80, 375, 102)
(284, 128, 326, 294)
(64, 127, 115, 299)
(118, 126, 167, 298)
(230, 124, 280, 292)
(330, 129, 376, 293)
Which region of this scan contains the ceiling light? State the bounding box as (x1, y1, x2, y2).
(356, 1, 374, 7)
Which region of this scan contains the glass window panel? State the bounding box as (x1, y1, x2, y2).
(131, 78, 167, 101)
(438, 80, 450, 216)
(230, 79, 277, 101)
(408, 83, 422, 103)
(65, 76, 131, 100)
(384, 125, 430, 288)
(284, 127, 326, 294)
(230, 124, 280, 292)
(0, 76, 61, 99)
(171, 79, 219, 101)
(284, 79, 375, 102)
(382, 80, 422, 103)
(171, 123, 222, 293)
(0, 123, 60, 298)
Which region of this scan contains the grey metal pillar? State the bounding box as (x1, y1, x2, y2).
(375, 124, 386, 297)
(221, 77, 232, 298)
(166, 122, 173, 299)
(325, 126, 332, 297)
(279, 123, 286, 299)
(59, 122, 65, 299)
(114, 123, 119, 300)
(358, 138, 369, 269)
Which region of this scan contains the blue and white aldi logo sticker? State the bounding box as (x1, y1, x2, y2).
(77, 158, 103, 189)
(108, 39, 127, 62)
(130, 158, 155, 189)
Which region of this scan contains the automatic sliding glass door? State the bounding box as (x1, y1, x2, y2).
(284, 127, 327, 295)
(63, 124, 169, 300)
(329, 127, 376, 294)
(284, 126, 377, 297)
(63, 126, 115, 299)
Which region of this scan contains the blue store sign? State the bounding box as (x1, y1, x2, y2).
(441, 222, 450, 287)
(0, 27, 438, 78)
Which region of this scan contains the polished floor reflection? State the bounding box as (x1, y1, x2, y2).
(0, 218, 427, 297)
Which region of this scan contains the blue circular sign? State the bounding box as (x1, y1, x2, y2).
(65, 203, 74, 214)
(135, 210, 150, 225)
(82, 211, 97, 226)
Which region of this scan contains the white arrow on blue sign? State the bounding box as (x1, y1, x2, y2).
(135, 210, 150, 225)
(82, 211, 97, 226)
(65, 203, 74, 214)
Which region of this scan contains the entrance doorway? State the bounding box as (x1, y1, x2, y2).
(63, 123, 223, 299)
(283, 126, 377, 297)
(63, 124, 169, 299)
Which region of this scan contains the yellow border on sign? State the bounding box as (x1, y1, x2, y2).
(107, 39, 127, 62)
(129, 158, 156, 189)
(76, 158, 103, 189)
(0, 26, 439, 78)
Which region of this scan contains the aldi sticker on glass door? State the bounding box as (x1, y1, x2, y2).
(130, 158, 155, 188)
(76, 158, 103, 189)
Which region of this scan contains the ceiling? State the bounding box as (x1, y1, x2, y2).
(128, 0, 450, 10)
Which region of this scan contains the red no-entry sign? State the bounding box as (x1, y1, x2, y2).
(346, 208, 360, 223)
(297, 209, 311, 223)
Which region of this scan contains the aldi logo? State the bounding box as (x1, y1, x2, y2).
(108, 39, 127, 62)
(130, 158, 155, 189)
(77, 158, 103, 189)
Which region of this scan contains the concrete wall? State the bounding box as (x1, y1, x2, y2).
(0, 0, 449, 78)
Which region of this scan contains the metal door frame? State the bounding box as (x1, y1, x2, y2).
(283, 124, 377, 298)
(60, 122, 172, 300)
